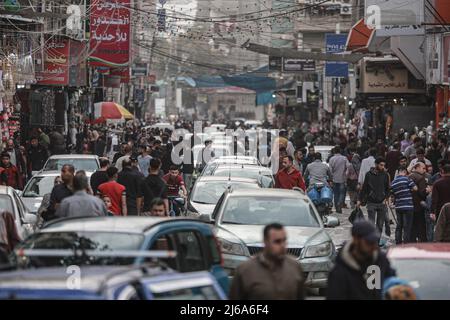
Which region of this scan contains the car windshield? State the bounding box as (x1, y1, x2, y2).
(44, 159, 98, 172)
(191, 181, 259, 204)
(0, 195, 14, 213)
(390, 258, 450, 300)
(17, 231, 144, 267)
(23, 176, 57, 197)
(213, 168, 273, 187)
(221, 196, 320, 227)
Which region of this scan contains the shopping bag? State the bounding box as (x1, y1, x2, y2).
(349, 207, 365, 225)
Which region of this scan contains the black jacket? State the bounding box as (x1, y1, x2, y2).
(27, 146, 48, 172)
(359, 168, 390, 204)
(327, 241, 396, 300)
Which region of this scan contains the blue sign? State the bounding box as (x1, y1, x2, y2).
(325, 33, 348, 78)
(157, 9, 166, 32)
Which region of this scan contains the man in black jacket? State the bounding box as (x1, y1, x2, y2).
(327, 220, 396, 300)
(27, 137, 49, 176)
(357, 157, 390, 239)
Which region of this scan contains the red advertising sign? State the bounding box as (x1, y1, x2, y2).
(35, 39, 70, 85)
(110, 67, 130, 83)
(89, 0, 131, 68)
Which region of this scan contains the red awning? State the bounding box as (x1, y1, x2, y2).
(346, 18, 375, 52)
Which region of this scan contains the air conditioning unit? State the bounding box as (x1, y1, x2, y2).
(340, 3, 352, 15)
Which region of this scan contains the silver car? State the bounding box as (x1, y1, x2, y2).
(0, 186, 37, 240)
(186, 176, 261, 218)
(201, 163, 275, 188)
(202, 188, 338, 289)
(42, 154, 100, 174)
(20, 171, 92, 214)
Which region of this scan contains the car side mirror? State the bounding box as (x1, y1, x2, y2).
(23, 213, 38, 225)
(199, 214, 214, 224)
(324, 216, 340, 228)
(15, 190, 22, 196)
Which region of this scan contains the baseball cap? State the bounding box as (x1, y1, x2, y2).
(351, 220, 380, 244)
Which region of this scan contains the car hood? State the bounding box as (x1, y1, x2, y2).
(21, 197, 43, 214)
(191, 202, 216, 216)
(216, 224, 328, 247)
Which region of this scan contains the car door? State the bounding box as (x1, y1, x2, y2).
(12, 191, 34, 238)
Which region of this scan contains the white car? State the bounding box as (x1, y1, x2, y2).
(313, 146, 334, 164)
(204, 188, 338, 290)
(192, 144, 232, 168)
(42, 155, 100, 174)
(244, 120, 262, 128)
(0, 186, 37, 240)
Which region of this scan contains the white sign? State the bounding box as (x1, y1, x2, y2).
(155, 98, 166, 117)
(365, 0, 424, 36)
(426, 33, 442, 85)
(176, 88, 182, 111)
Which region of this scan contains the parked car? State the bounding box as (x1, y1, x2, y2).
(387, 243, 450, 300)
(202, 188, 338, 290)
(0, 265, 226, 300)
(244, 120, 262, 129)
(0, 186, 37, 240)
(42, 154, 99, 174)
(12, 217, 229, 293)
(201, 156, 261, 176)
(19, 171, 60, 214)
(186, 176, 261, 218)
(201, 163, 275, 188)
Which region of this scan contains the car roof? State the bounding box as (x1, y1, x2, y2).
(226, 188, 307, 199)
(388, 243, 450, 260)
(214, 164, 272, 173)
(40, 216, 201, 234)
(48, 154, 98, 159)
(0, 266, 171, 292)
(0, 185, 13, 195)
(195, 176, 260, 184)
(29, 171, 61, 177)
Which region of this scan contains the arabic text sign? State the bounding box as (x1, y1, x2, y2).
(282, 59, 315, 72)
(325, 33, 348, 77)
(90, 0, 130, 67)
(36, 39, 69, 85)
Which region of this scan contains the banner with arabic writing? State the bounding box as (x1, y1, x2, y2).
(89, 0, 130, 68)
(35, 39, 70, 85)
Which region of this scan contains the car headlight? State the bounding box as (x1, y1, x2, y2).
(304, 242, 332, 258)
(218, 238, 245, 256)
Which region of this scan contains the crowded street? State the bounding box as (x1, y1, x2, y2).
(1, 0, 450, 305)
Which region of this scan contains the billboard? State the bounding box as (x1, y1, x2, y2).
(325, 33, 348, 77)
(426, 33, 442, 85)
(365, 0, 424, 36)
(35, 39, 70, 85)
(444, 34, 450, 84)
(89, 0, 131, 68)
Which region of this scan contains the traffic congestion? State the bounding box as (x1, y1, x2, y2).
(0, 119, 449, 301)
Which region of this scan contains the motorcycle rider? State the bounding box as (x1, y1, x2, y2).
(303, 152, 332, 189)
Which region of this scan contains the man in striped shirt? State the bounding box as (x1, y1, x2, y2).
(390, 166, 417, 244)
